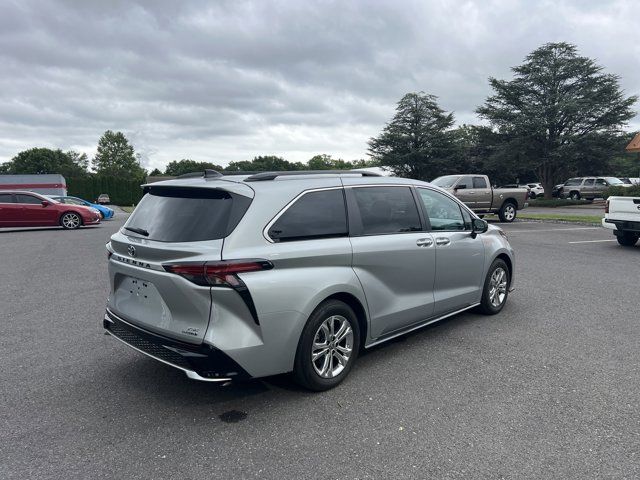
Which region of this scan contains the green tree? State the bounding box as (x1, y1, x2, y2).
(1, 147, 89, 177)
(92, 130, 146, 178)
(148, 168, 163, 176)
(477, 42, 637, 198)
(226, 155, 304, 171)
(164, 159, 225, 176)
(368, 92, 456, 180)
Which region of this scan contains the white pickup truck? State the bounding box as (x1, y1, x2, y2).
(602, 196, 640, 246)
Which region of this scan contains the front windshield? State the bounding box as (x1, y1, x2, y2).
(431, 175, 460, 188)
(41, 195, 60, 203)
(604, 177, 624, 185)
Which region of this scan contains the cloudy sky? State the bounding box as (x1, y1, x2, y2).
(1, 0, 638, 171)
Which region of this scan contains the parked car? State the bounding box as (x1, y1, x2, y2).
(552, 184, 564, 198)
(103, 170, 515, 391)
(52, 195, 114, 219)
(0, 190, 101, 229)
(526, 183, 545, 199)
(431, 174, 528, 222)
(97, 194, 111, 204)
(560, 177, 630, 200)
(602, 196, 640, 246)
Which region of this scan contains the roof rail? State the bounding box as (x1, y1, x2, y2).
(177, 169, 223, 179)
(244, 170, 382, 182)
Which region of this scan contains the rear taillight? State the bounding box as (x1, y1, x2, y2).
(605, 199, 609, 214)
(163, 260, 273, 287)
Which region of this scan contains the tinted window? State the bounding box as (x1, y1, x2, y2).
(583, 179, 595, 186)
(125, 187, 252, 242)
(456, 176, 473, 189)
(15, 194, 42, 204)
(268, 189, 347, 242)
(0, 194, 13, 203)
(418, 188, 465, 231)
(352, 186, 421, 235)
(595, 178, 608, 186)
(473, 177, 488, 189)
(565, 178, 581, 186)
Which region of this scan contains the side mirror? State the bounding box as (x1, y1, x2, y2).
(455, 184, 466, 190)
(471, 218, 488, 236)
(41, 200, 50, 207)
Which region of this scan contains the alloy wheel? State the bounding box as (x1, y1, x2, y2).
(489, 267, 507, 308)
(62, 213, 80, 229)
(311, 315, 354, 378)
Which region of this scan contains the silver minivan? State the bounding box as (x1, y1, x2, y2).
(104, 170, 515, 391)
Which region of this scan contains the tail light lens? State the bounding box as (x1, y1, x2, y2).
(605, 199, 609, 214)
(163, 259, 273, 287)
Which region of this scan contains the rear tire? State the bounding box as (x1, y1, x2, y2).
(498, 202, 517, 222)
(616, 232, 639, 247)
(293, 300, 360, 391)
(478, 259, 510, 315)
(60, 212, 82, 230)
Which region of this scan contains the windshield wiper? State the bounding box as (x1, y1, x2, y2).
(124, 226, 149, 237)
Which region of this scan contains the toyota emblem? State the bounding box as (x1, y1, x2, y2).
(127, 245, 136, 257)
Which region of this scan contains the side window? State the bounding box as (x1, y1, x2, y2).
(418, 188, 465, 231)
(352, 186, 421, 235)
(583, 179, 595, 186)
(268, 189, 347, 242)
(565, 178, 580, 186)
(15, 194, 42, 205)
(0, 194, 14, 203)
(460, 207, 473, 230)
(456, 176, 473, 189)
(595, 179, 607, 186)
(472, 177, 488, 189)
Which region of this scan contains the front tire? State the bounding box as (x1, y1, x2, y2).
(293, 300, 360, 391)
(616, 232, 639, 247)
(498, 202, 517, 222)
(478, 259, 510, 315)
(570, 191, 580, 201)
(60, 212, 82, 230)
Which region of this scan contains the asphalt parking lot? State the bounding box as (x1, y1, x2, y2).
(1, 214, 638, 479)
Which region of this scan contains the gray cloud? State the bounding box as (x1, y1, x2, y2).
(0, 0, 638, 170)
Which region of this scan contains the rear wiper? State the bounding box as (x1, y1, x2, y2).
(124, 226, 149, 237)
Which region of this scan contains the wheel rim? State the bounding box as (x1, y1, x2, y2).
(504, 205, 515, 221)
(311, 315, 354, 379)
(63, 213, 80, 228)
(489, 267, 508, 308)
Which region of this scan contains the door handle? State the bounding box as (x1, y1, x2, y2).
(435, 237, 451, 246)
(416, 238, 433, 247)
(467, 191, 475, 195)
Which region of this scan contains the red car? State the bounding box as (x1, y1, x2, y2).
(0, 190, 101, 229)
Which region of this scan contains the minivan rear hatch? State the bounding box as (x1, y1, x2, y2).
(106, 183, 253, 344)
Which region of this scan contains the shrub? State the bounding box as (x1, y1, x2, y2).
(603, 185, 640, 199)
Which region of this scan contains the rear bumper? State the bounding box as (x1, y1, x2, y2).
(103, 309, 251, 382)
(603, 218, 640, 233)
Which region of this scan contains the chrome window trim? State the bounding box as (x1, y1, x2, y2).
(262, 186, 346, 243)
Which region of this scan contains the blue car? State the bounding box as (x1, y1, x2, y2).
(52, 196, 115, 220)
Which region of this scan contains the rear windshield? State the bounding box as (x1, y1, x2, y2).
(125, 187, 251, 242)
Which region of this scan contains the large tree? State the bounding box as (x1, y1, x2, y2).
(0, 147, 89, 177)
(368, 92, 455, 180)
(477, 42, 637, 198)
(164, 159, 225, 176)
(92, 130, 146, 178)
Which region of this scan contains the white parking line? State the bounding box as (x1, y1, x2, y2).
(505, 227, 600, 234)
(568, 239, 617, 244)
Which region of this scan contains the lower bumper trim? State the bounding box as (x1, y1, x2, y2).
(104, 309, 250, 382)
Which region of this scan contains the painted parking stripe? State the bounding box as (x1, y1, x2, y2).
(505, 227, 600, 234)
(568, 239, 617, 244)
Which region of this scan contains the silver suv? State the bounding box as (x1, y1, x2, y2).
(561, 176, 627, 200)
(103, 170, 515, 391)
